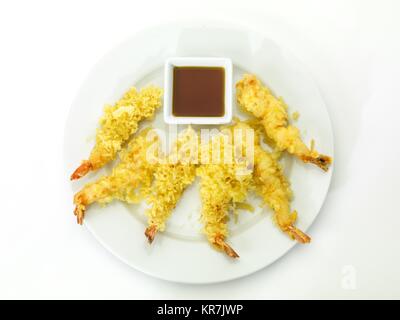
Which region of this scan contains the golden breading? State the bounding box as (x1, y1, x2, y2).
(73, 130, 159, 224)
(224, 120, 310, 244)
(253, 144, 310, 243)
(71, 86, 162, 180)
(197, 132, 253, 258)
(144, 127, 198, 243)
(236, 74, 331, 171)
(228, 120, 310, 243)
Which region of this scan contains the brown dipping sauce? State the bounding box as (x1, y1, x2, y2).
(172, 67, 225, 117)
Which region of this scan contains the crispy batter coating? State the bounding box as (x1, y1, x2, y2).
(236, 74, 331, 171)
(197, 132, 253, 258)
(228, 121, 310, 243)
(73, 130, 159, 224)
(253, 144, 310, 243)
(71, 86, 162, 180)
(145, 127, 198, 243)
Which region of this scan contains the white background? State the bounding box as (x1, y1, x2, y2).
(0, 0, 399, 299)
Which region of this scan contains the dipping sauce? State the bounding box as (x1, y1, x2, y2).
(172, 67, 225, 117)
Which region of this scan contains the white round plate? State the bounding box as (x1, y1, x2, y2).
(64, 22, 334, 284)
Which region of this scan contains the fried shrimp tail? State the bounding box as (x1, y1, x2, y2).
(286, 224, 311, 244)
(300, 154, 331, 172)
(74, 202, 86, 225)
(70, 161, 93, 180)
(236, 74, 331, 171)
(72, 130, 159, 224)
(71, 86, 162, 180)
(73, 177, 113, 225)
(144, 225, 157, 244)
(145, 127, 198, 243)
(214, 235, 240, 258)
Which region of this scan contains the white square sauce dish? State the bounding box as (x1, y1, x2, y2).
(164, 57, 232, 125)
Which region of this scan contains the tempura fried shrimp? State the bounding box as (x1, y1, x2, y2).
(253, 144, 310, 243)
(71, 86, 162, 180)
(197, 133, 253, 258)
(145, 127, 198, 243)
(236, 74, 331, 171)
(73, 130, 159, 224)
